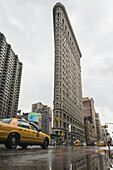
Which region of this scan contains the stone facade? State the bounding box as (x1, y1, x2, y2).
(53, 3, 85, 142)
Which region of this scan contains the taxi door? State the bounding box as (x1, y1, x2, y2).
(17, 120, 34, 143)
(30, 124, 43, 144)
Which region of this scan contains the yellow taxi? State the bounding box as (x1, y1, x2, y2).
(96, 141, 106, 147)
(97, 150, 106, 155)
(0, 118, 51, 149)
(75, 140, 81, 146)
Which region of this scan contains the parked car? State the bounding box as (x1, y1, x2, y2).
(96, 141, 106, 147)
(82, 142, 86, 146)
(75, 140, 81, 146)
(0, 118, 51, 149)
(87, 141, 95, 146)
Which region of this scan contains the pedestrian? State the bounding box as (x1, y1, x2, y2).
(110, 137, 112, 145)
(106, 133, 111, 149)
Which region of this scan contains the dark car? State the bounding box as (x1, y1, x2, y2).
(87, 141, 95, 146)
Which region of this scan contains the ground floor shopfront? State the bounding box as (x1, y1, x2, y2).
(52, 128, 85, 145)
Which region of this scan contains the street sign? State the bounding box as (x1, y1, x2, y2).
(28, 112, 39, 122)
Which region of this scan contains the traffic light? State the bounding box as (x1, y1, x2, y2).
(104, 124, 108, 128)
(55, 117, 59, 121)
(59, 133, 63, 139)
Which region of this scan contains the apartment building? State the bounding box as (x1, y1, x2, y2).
(83, 97, 97, 142)
(0, 32, 22, 118)
(84, 117, 93, 143)
(32, 102, 52, 136)
(95, 113, 102, 141)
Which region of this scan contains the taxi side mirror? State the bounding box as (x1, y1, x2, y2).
(38, 129, 41, 132)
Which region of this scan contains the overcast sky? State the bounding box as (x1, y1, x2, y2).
(0, 0, 113, 134)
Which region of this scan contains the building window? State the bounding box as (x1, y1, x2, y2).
(57, 12, 60, 17)
(56, 121, 58, 127)
(60, 121, 62, 127)
(57, 29, 59, 32)
(18, 120, 30, 129)
(67, 116, 69, 121)
(56, 131, 58, 135)
(56, 80, 59, 85)
(63, 122, 66, 128)
(60, 111, 61, 118)
(62, 18, 64, 24)
(56, 88, 59, 92)
(56, 103, 59, 108)
(56, 50, 59, 55)
(56, 68, 59, 72)
(57, 39, 59, 45)
(56, 74, 59, 79)
(63, 113, 66, 119)
(57, 34, 59, 38)
(56, 61, 59, 66)
(56, 56, 59, 60)
(56, 95, 59, 99)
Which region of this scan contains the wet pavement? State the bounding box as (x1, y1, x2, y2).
(0, 145, 113, 170)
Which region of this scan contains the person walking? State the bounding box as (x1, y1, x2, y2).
(106, 133, 111, 149)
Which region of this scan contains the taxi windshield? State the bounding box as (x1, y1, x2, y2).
(0, 118, 12, 124)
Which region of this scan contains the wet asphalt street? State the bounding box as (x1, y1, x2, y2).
(0, 145, 112, 170)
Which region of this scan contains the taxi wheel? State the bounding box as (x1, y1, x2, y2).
(5, 133, 19, 149)
(41, 138, 49, 149)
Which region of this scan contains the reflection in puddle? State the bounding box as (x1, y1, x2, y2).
(67, 149, 113, 170)
(0, 146, 113, 169)
(49, 147, 113, 170)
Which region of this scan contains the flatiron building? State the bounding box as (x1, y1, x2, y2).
(53, 3, 85, 142)
(0, 32, 22, 118)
